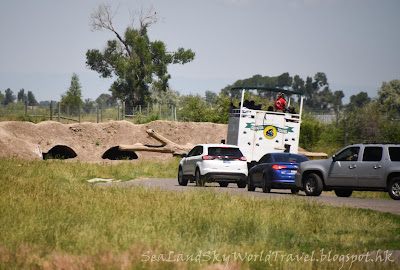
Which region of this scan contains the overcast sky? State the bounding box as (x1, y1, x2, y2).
(0, 0, 399, 103)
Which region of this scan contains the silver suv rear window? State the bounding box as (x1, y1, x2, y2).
(389, 147, 400, 161)
(208, 147, 243, 157)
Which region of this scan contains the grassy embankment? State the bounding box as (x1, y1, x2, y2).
(0, 158, 399, 269)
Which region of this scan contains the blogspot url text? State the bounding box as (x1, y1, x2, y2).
(142, 249, 395, 269)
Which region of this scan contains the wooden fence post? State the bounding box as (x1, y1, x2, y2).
(97, 105, 99, 123)
(122, 102, 125, 120)
(58, 102, 60, 122)
(118, 104, 120, 121)
(174, 106, 177, 121)
(50, 100, 53, 120)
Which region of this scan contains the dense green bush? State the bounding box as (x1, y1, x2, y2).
(299, 114, 325, 150)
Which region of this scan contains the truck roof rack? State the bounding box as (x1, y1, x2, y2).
(230, 86, 304, 96)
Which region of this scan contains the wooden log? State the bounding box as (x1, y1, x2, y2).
(118, 129, 194, 155)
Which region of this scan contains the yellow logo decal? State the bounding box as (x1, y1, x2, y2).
(263, 126, 277, 139)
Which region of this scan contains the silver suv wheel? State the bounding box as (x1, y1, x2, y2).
(304, 173, 323, 196)
(388, 177, 400, 200)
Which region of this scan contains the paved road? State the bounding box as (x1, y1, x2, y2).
(97, 178, 400, 215)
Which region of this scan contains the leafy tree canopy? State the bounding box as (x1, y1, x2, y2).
(151, 87, 180, 107)
(178, 95, 210, 122)
(221, 73, 293, 99)
(60, 73, 83, 111)
(0, 91, 4, 105)
(4, 88, 16, 105)
(205, 91, 218, 104)
(378, 79, 400, 113)
(83, 98, 95, 114)
(348, 91, 371, 111)
(27, 91, 38, 106)
(96, 93, 117, 108)
(220, 72, 344, 112)
(86, 4, 195, 110)
(38, 101, 51, 109)
(17, 89, 27, 103)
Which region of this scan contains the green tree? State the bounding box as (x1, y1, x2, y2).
(378, 79, 400, 113)
(277, 72, 293, 88)
(4, 88, 16, 105)
(96, 93, 116, 108)
(86, 4, 195, 112)
(60, 73, 83, 113)
(205, 91, 218, 105)
(292, 75, 305, 92)
(315, 87, 333, 110)
(27, 91, 38, 106)
(332, 90, 344, 111)
(82, 98, 95, 114)
(38, 101, 51, 109)
(313, 72, 328, 90)
(344, 102, 383, 143)
(303, 76, 314, 108)
(347, 91, 371, 111)
(178, 95, 210, 122)
(310, 72, 329, 111)
(0, 91, 4, 105)
(151, 87, 180, 107)
(299, 114, 325, 150)
(221, 73, 294, 100)
(17, 89, 27, 103)
(209, 93, 232, 123)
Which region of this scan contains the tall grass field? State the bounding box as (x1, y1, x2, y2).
(0, 158, 399, 269)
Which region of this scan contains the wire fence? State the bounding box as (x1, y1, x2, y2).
(0, 102, 352, 125)
(0, 102, 178, 124)
(311, 113, 339, 124)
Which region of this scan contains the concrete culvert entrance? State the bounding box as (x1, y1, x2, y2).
(43, 145, 77, 160)
(102, 146, 138, 160)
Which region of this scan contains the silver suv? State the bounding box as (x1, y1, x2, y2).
(295, 144, 400, 200)
(178, 144, 248, 188)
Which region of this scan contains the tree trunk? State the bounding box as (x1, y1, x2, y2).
(119, 129, 194, 155)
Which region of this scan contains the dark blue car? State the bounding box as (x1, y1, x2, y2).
(248, 153, 308, 194)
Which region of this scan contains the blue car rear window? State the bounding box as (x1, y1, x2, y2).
(273, 154, 308, 163)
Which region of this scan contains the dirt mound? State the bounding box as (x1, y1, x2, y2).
(0, 120, 228, 162)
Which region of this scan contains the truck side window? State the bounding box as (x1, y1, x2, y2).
(389, 147, 400, 161)
(335, 147, 360, 161)
(362, 147, 383, 161)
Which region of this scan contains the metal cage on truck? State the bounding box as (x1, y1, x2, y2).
(227, 86, 305, 163)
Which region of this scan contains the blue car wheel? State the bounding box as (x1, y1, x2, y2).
(262, 175, 271, 193)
